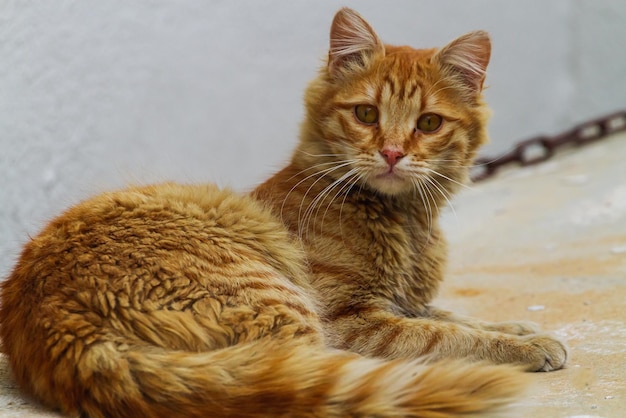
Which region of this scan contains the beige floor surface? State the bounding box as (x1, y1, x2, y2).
(1, 132, 624, 417)
(437, 131, 626, 417)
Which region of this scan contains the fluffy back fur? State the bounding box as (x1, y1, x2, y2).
(1, 8, 567, 418)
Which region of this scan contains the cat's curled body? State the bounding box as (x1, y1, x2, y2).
(1, 8, 566, 418)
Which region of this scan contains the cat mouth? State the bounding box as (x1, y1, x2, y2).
(375, 167, 404, 179)
(373, 169, 409, 186)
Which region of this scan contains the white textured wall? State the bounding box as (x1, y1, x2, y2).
(1, 0, 625, 277)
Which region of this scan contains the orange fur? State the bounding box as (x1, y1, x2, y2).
(1, 8, 566, 418)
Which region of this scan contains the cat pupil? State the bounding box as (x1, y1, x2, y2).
(355, 104, 379, 124)
(417, 114, 442, 132)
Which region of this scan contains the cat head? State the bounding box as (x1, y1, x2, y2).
(298, 8, 491, 198)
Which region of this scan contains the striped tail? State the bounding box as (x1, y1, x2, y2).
(58, 338, 528, 417)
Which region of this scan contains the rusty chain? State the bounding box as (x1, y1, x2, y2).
(471, 110, 626, 182)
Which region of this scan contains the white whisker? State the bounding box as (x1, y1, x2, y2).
(303, 167, 360, 240)
(411, 177, 433, 237)
(296, 161, 356, 236)
(337, 172, 365, 242)
(426, 168, 473, 191)
(423, 175, 458, 225)
(280, 160, 356, 227)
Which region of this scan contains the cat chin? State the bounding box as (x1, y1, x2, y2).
(367, 174, 413, 196)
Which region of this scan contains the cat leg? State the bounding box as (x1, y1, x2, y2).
(425, 306, 541, 336)
(326, 306, 567, 372)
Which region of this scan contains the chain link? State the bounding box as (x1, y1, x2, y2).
(471, 110, 626, 182)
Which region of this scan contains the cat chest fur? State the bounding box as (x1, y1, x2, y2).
(256, 170, 445, 320)
(312, 195, 445, 318)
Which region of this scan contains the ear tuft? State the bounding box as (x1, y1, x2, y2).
(328, 8, 385, 77)
(436, 31, 491, 93)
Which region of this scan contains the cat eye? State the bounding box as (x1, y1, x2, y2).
(354, 105, 379, 125)
(416, 113, 443, 133)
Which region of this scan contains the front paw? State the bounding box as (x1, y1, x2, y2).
(486, 320, 541, 336)
(519, 334, 568, 372)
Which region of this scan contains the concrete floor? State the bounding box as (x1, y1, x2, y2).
(438, 132, 626, 417)
(1, 133, 624, 417)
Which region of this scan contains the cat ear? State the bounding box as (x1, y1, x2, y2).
(435, 31, 491, 93)
(328, 8, 385, 78)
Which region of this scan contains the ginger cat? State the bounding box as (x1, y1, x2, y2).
(0, 8, 566, 418)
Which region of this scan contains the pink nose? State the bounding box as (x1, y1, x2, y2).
(380, 149, 405, 167)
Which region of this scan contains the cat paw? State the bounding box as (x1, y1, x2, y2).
(485, 320, 541, 336)
(519, 334, 568, 372)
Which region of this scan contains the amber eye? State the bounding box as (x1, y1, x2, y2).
(416, 113, 443, 133)
(354, 105, 379, 125)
